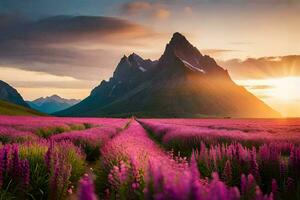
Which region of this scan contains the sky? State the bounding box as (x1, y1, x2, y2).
(0, 0, 299, 117)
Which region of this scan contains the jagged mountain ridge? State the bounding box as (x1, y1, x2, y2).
(28, 95, 80, 114)
(0, 80, 30, 108)
(56, 32, 280, 118)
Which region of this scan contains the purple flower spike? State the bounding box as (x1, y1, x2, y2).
(250, 150, 260, 181)
(2, 146, 10, 172)
(223, 160, 232, 184)
(0, 149, 4, 187)
(78, 174, 97, 200)
(271, 179, 278, 198)
(50, 157, 60, 193)
(45, 141, 54, 170)
(189, 153, 201, 199)
(12, 145, 21, 177)
(241, 174, 247, 195)
(21, 159, 30, 187)
(190, 152, 200, 179)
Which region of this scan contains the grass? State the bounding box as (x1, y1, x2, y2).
(0, 100, 46, 116)
(36, 123, 94, 138)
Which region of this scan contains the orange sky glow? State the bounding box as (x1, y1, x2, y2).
(0, 0, 299, 117)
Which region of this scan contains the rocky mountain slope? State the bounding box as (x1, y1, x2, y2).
(56, 33, 280, 118)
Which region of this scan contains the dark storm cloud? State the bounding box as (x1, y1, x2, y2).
(0, 14, 156, 80)
(0, 14, 155, 45)
(219, 55, 300, 79)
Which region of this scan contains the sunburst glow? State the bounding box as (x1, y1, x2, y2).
(237, 76, 300, 117)
(269, 77, 300, 101)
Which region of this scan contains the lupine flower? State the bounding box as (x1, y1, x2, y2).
(206, 173, 240, 200)
(189, 153, 201, 199)
(255, 186, 263, 199)
(11, 144, 21, 177)
(240, 174, 258, 199)
(279, 160, 287, 178)
(21, 159, 30, 187)
(250, 149, 260, 181)
(2, 146, 10, 172)
(1, 115, 300, 199)
(222, 160, 232, 184)
(44, 141, 54, 170)
(241, 174, 247, 194)
(68, 188, 73, 194)
(255, 186, 273, 200)
(0, 149, 4, 187)
(78, 174, 97, 200)
(50, 153, 60, 194)
(286, 177, 295, 192)
(271, 179, 278, 198)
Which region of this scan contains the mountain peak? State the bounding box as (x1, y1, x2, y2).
(129, 52, 139, 57)
(170, 32, 188, 44)
(128, 53, 144, 63)
(158, 32, 204, 74)
(163, 32, 202, 58)
(29, 95, 80, 114)
(49, 94, 61, 99)
(168, 32, 192, 50)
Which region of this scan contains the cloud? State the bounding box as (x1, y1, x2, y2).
(201, 49, 239, 57)
(121, 1, 171, 20)
(156, 0, 300, 4)
(152, 8, 170, 19)
(121, 2, 152, 15)
(219, 55, 300, 80)
(0, 15, 156, 44)
(247, 85, 274, 90)
(0, 14, 158, 81)
(9, 80, 95, 89)
(228, 42, 254, 45)
(183, 6, 193, 14)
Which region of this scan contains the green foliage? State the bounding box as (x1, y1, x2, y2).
(36, 126, 70, 138)
(4, 142, 87, 200)
(80, 142, 101, 162)
(19, 143, 49, 199)
(63, 145, 86, 183)
(0, 100, 45, 116)
(36, 123, 93, 138)
(94, 159, 145, 200)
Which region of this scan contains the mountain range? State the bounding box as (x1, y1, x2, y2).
(28, 95, 80, 114)
(56, 32, 280, 118)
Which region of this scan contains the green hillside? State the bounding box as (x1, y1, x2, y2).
(0, 100, 45, 116)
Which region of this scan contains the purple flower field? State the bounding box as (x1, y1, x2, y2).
(0, 116, 299, 199)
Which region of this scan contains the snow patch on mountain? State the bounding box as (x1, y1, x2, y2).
(180, 59, 205, 73)
(139, 67, 147, 72)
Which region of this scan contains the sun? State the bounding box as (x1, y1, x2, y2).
(269, 77, 300, 102)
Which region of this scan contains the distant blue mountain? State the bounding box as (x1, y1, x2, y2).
(28, 95, 80, 114)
